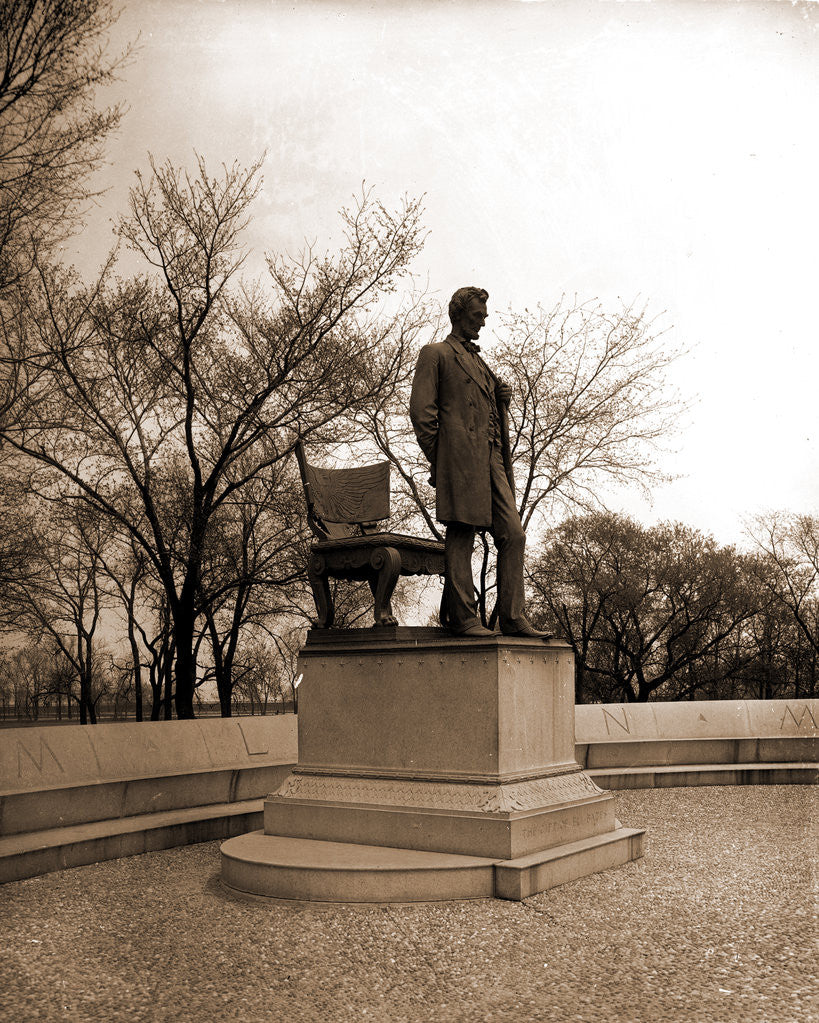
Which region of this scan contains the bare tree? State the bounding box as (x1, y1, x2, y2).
(1, 156, 426, 716)
(738, 575, 817, 701)
(229, 635, 290, 715)
(270, 624, 305, 714)
(747, 512, 819, 696)
(11, 497, 114, 722)
(198, 452, 304, 715)
(0, 0, 130, 290)
(0, 639, 75, 720)
(0, 459, 41, 629)
(0, 643, 48, 719)
(98, 531, 150, 720)
(494, 296, 683, 528)
(529, 513, 758, 703)
(139, 589, 175, 721)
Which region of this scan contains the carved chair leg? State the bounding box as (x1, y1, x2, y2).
(366, 577, 389, 622)
(308, 553, 334, 628)
(369, 547, 401, 627)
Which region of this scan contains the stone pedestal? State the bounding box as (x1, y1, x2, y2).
(221, 629, 644, 902)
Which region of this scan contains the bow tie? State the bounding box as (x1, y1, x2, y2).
(460, 340, 481, 355)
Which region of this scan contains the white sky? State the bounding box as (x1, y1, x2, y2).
(70, 0, 819, 547)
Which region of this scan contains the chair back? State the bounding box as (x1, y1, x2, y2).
(295, 439, 390, 540)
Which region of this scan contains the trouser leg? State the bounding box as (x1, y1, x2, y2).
(488, 445, 527, 626)
(444, 521, 479, 631)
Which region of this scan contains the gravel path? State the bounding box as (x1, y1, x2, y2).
(1, 786, 816, 1023)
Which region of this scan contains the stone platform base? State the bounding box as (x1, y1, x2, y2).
(220, 629, 646, 903)
(220, 824, 644, 903)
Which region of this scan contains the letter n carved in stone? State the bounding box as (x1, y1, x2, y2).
(17, 738, 64, 779)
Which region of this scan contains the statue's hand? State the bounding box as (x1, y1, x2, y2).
(495, 381, 512, 406)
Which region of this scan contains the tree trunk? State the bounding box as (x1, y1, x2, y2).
(218, 684, 232, 718)
(206, 610, 232, 718)
(128, 628, 143, 723)
(149, 661, 161, 720)
(174, 627, 196, 719)
(172, 559, 202, 719)
(478, 531, 490, 627)
(165, 654, 177, 719)
(574, 659, 585, 704)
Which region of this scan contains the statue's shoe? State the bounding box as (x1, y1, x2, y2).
(450, 623, 496, 637)
(499, 617, 552, 639)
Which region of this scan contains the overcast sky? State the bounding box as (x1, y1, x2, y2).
(70, 0, 819, 546)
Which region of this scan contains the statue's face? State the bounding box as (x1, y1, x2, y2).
(457, 297, 488, 341)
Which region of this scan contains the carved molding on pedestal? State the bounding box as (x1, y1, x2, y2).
(272, 770, 605, 816)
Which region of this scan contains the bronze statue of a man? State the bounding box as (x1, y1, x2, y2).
(410, 286, 549, 638)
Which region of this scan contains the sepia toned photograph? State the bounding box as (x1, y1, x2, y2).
(0, 2, 816, 1021)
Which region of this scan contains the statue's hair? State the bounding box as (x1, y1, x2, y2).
(448, 286, 488, 325)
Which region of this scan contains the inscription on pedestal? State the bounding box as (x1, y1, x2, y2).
(518, 803, 610, 843)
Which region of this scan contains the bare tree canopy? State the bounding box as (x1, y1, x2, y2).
(747, 512, 819, 663)
(5, 495, 114, 722)
(495, 297, 684, 529)
(0, 0, 129, 289)
(0, 154, 426, 717)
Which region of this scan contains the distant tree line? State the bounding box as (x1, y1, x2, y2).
(0, 638, 296, 724)
(528, 511, 819, 703)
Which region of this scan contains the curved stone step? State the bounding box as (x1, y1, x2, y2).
(220, 831, 497, 903)
(587, 761, 819, 789)
(1, 800, 264, 884)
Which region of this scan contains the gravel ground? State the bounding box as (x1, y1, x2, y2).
(1, 785, 816, 1023)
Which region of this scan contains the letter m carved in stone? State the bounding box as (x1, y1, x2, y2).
(780, 704, 818, 732)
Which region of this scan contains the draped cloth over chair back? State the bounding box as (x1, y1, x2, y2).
(295, 440, 389, 540)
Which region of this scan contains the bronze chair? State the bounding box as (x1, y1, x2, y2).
(295, 439, 445, 628)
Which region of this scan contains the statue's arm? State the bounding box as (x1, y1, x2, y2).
(409, 344, 440, 480)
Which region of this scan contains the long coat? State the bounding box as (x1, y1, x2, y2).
(409, 334, 498, 528)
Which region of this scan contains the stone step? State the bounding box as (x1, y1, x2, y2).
(588, 761, 819, 789)
(219, 826, 646, 904)
(220, 831, 498, 903)
(0, 764, 294, 836)
(577, 736, 817, 769)
(0, 799, 264, 884)
(494, 826, 645, 900)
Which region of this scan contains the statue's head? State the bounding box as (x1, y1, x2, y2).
(448, 286, 488, 341)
